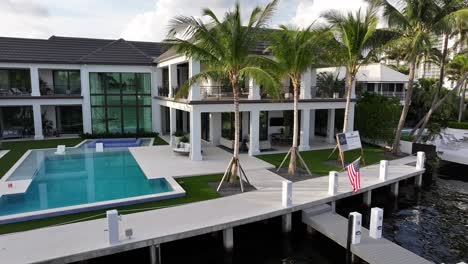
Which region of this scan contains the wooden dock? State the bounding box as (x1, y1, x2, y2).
(302, 205, 432, 264)
(0, 155, 426, 264)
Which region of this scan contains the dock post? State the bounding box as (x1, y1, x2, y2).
(391, 182, 399, 197)
(282, 213, 292, 233)
(415, 152, 425, 188)
(223, 228, 234, 251)
(149, 244, 161, 264)
(346, 212, 362, 264)
(379, 160, 388, 181)
(282, 180, 293, 208)
(106, 210, 119, 244)
(369, 208, 383, 239)
(363, 191, 372, 207)
(328, 171, 339, 195)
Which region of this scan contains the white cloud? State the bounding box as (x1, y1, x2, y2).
(291, 0, 367, 27)
(0, 0, 51, 38)
(120, 0, 296, 42)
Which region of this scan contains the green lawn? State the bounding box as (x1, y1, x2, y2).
(256, 146, 391, 176)
(0, 174, 222, 235)
(0, 138, 84, 179)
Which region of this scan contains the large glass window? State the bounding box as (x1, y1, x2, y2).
(0, 69, 31, 94)
(259, 111, 268, 141)
(89, 72, 152, 134)
(221, 112, 243, 140)
(53, 70, 81, 95)
(56, 106, 83, 134)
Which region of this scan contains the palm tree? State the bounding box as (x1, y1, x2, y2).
(446, 53, 468, 122)
(371, 0, 448, 154)
(322, 5, 394, 134)
(266, 25, 332, 175)
(412, 2, 467, 142)
(165, 1, 280, 187)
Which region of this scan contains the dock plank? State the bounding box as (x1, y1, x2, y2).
(302, 211, 432, 264)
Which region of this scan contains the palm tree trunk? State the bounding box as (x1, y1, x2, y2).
(459, 82, 467, 122)
(288, 79, 300, 175)
(392, 61, 416, 155)
(342, 71, 354, 133)
(229, 84, 240, 183)
(414, 34, 449, 142)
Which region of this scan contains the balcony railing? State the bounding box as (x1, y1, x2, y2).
(312, 86, 344, 99)
(158, 86, 170, 97)
(365, 91, 406, 100)
(40, 85, 81, 96)
(0, 87, 31, 97)
(200, 86, 249, 100)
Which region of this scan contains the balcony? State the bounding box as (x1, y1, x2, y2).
(364, 91, 406, 100)
(0, 68, 31, 97)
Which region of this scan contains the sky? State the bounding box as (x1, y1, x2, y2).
(0, 0, 367, 42)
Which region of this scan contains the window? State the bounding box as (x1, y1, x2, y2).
(0, 69, 31, 93)
(221, 112, 243, 140)
(90, 72, 152, 134)
(259, 111, 268, 141)
(52, 70, 81, 94)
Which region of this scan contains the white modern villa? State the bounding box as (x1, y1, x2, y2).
(0, 36, 410, 161)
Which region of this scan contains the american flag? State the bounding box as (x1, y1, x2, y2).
(346, 157, 361, 192)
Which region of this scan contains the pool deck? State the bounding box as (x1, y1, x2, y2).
(130, 145, 275, 179)
(0, 155, 425, 264)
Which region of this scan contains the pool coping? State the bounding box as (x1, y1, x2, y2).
(0, 138, 185, 225)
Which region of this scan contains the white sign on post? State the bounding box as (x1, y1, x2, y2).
(337, 131, 362, 152)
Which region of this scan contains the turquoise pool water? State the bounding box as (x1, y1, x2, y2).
(0, 141, 173, 218)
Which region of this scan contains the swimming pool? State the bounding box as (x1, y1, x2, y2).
(0, 139, 185, 223)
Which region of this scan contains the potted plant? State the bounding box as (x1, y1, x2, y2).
(172, 130, 185, 144)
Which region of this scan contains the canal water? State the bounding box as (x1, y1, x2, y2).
(86, 161, 467, 264)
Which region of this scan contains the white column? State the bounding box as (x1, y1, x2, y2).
(249, 110, 260, 156)
(190, 109, 202, 161)
(169, 108, 177, 146)
(152, 104, 162, 134)
(300, 69, 312, 99)
(328, 171, 339, 195)
(347, 102, 355, 132)
(282, 180, 293, 207)
(326, 109, 335, 144)
(188, 59, 201, 100)
(309, 109, 316, 141)
(168, 64, 178, 97)
(248, 77, 260, 100)
(369, 208, 383, 239)
(210, 112, 221, 145)
(299, 109, 310, 151)
(33, 104, 43, 139)
(241, 112, 249, 140)
(310, 68, 317, 98)
(154, 67, 163, 96)
(80, 66, 92, 134)
(30, 66, 40, 96)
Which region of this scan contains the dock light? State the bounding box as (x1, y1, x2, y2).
(379, 160, 388, 181)
(328, 171, 339, 195)
(349, 212, 362, 244)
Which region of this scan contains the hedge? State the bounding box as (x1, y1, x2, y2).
(447, 121, 468, 129)
(80, 132, 159, 139)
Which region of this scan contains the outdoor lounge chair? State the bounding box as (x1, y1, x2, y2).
(55, 145, 66, 155)
(1, 128, 23, 139)
(173, 142, 190, 155)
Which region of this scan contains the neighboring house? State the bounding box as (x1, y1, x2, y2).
(317, 63, 409, 103)
(0, 35, 356, 161)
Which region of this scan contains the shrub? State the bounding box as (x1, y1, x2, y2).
(172, 130, 185, 137)
(179, 135, 189, 143)
(448, 121, 468, 129)
(356, 93, 402, 144)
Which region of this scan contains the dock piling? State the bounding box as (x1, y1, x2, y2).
(369, 208, 383, 239)
(149, 244, 161, 264)
(106, 210, 119, 244)
(328, 171, 339, 195)
(391, 182, 399, 197)
(415, 152, 425, 188)
(379, 160, 388, 181)
(223, 228, 234, 251)
(282, 213, 292, 233)
(282, 180, 292, 208)
(363, 191, 372, 207)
